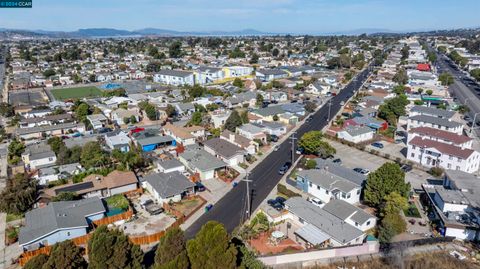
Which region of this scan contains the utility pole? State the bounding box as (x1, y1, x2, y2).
(243, 171, 252, 220)
(290, 132, 297, 163)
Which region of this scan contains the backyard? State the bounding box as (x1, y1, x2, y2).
(51, 86, 103, 100)
(170, 196, 205, 218)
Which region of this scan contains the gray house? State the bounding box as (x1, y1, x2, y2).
(179, 146, 227, 180)
(19, 197, 106, 251)
(143, 172, 195, 204)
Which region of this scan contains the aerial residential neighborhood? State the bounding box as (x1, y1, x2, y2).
(1, 1, 480, 269)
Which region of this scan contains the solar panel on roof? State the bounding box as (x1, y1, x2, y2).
(55, 181, 95, 195)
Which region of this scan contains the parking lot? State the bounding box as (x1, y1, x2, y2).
(328, 140, 431, 190)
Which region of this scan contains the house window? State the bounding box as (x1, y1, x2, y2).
(326, 190, 329, 194)
(317, 186, 320, 190)
(411, 153, 415, 158)
(447, 163, 452, 169)
(357, 189, 360, 195)
(449, 155, 453, 160)
(456, 166, 460, 170)
(366, 221, 371, 226)
(341, 193, 346, 199)
(347, 193, 351, 198)
(355, 222, 359, 226)
(67, 232, 71, 236)
(309, 182, 312, 187)
(412, 145, 416, 150)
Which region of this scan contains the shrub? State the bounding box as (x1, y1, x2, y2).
(277, 184, 301, 198)
(429, 167, 444, 178)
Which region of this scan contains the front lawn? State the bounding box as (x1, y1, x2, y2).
(171, 197, 204, 217)
(51, 86, 102, 100)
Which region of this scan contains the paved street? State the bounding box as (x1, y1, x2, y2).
(184, 64, 375, 237)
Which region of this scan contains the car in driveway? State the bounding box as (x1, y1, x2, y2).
(308, 197, 323, 207)
(332, 158, 342, 165)
(400, 164, 413, 173)
(267, 197, 286, 211)
(371, 142, 384, 149)
(353, 167, 370, 175)
(278, 162, 292, 175)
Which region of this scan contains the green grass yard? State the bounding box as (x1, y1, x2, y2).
(51, 86, 102, 100)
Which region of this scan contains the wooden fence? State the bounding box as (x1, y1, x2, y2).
(19, 246, 52, 266)
(92, 209, 134, 227)
(129, 215, 185, 245)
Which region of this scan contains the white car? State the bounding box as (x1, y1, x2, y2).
(308, 197, 323, 207)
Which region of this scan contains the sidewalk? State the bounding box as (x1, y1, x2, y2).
(0, 213, 5, 269)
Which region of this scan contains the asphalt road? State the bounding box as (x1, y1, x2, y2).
(184, 64, 375, 238)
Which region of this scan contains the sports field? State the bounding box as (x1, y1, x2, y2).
(51, 86, 103, 100)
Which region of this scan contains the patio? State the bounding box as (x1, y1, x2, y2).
(249, 231, 304, 255)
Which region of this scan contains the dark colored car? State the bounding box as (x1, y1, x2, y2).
(278, 162, 292, 175)
(371, 142, 384, 149)
(195, 182, 206, 192)
(275, 196, 286, 205)
(401, 164, 413, 173)
(332, 158, 342, 165)
(269, 134, 279, 142)
(267, 199, 284, 211)
(142, 200, 164, 215)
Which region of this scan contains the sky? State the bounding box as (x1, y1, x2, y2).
(0, 0, 479, 34)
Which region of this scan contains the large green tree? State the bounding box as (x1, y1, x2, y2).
(187, 221, 237, 269)
(298, 131, 336, 157)
(75, 103, 90, 122)
(154, 227, 189, 269)
(378, 95, 409, 126)
(87, 225, 143, 269)
(0, 173, 37, 215)
(80, 141, 107, 169)
(378, 213, 407, 244)
(380, 192, 408, 217)
(42, 240, 87, 269)
(364, 163, 411, 207)
(224, 110, 243, 132)
(393, 68, 408, 85)
(439, 72, 454, 86)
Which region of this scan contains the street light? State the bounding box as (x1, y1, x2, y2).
(327, 100, 332, 122)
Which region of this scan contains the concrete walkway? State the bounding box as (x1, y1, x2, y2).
(0, 213, 5, 269)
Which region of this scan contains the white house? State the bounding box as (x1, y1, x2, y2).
(322, 199, 376, 232)
(178, 147, 227, 180)
(21, 143, 57, 170)
(210, 111, 231, 129)
(407, 115, 463, 135)
(337, 125, 375, 144)
(407, 136, 480, 174)
(153, 70, 195, 86)
(156, 159, 185, 174)
(306, 81, 331, 95)
(195, 66, 224, 84)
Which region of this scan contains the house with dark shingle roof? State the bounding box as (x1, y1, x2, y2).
(203, 138, 246, 166)
(322, 199, 376, 232)
(284, 197, 366, 248)
(296, 160, 364, 205)
(143, 172, 195, 204)
(19, 197, 106, 251)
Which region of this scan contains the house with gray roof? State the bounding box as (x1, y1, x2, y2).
(203, 138, 246, 166)
(422, 170, 480, 241)
(105, 131, 132, 152)
(410, 105, 455, 119)
(322, 199, 376, 232)
(179, 146, 227, 180)
(236, 123, 268, 144)
(35, 163, 83, 185)
(156, 158, 185, 174)
(143, 172, 195, 204)
(337, 125, 375, 144)
(19, 197, 106, 251)
(407, 114, 463, 135)
(86, 114, 108, 130)
(255, 69, 289, 82)
(21, 142, 57, 170)
(284, 197, 365, 248)
(296, 159, 366, 204)
(153, 70, 195, 86)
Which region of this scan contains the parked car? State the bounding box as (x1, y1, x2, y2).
(278, 162, 292, 175)
(267, 198, 284, 211)
(400, 164, 413, 173)
(340, 101, 345, 106)
(371, 142, 384, 149)
(273, 145, 280, 151)
(205, 204, 214, 212)
(195, 182, 206, 192)
(269, 134, 279, 142)
(308, 197, 323, 207)
(275, 196, 286, 205)
(332, 158, 342, 165)
(295, 147, 304, 155)
(353, 168, 370, 175)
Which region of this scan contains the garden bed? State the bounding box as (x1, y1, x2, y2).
(404, 202, 421, 218)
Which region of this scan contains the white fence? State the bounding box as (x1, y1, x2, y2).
(258, 241, 379, 267)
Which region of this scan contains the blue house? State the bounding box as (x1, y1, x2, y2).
(132, 129, 175, 152)
(19, 197, 106, 251)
